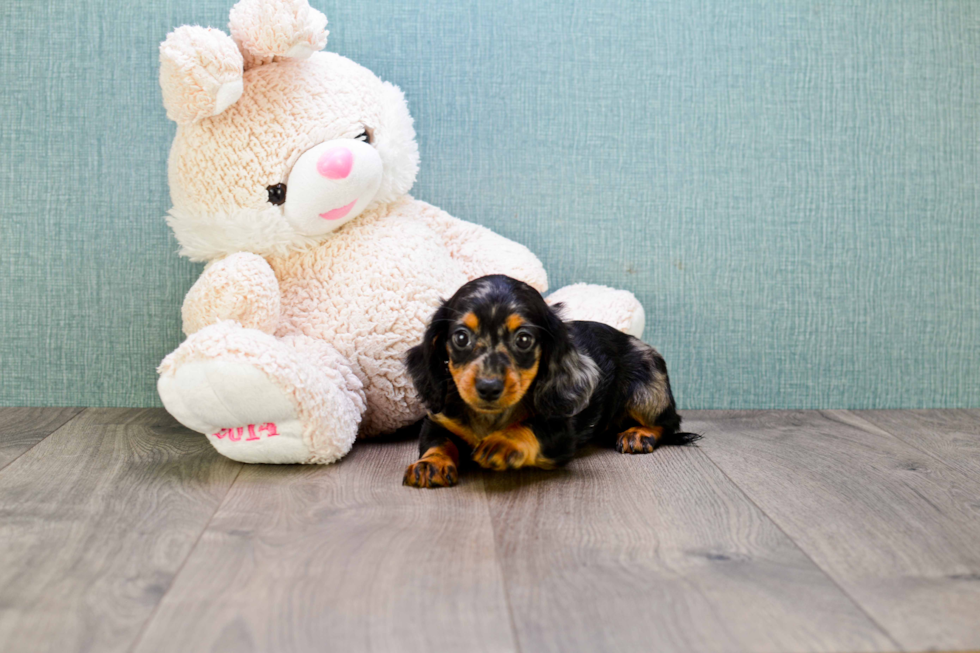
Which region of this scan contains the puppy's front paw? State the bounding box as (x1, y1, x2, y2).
(403, 457, 458, 488)
(615, 426, 662, 454)
(472, 435, 529, 471)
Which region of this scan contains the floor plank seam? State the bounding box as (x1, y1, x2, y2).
(125, 461, 246, 653)
(0, 407, 87, 474)
(482, 474, 524, 653)
(692, 444, 905, 652)
(841, 410, 974, 481)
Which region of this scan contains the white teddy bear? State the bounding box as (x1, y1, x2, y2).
(156, 0, 645, 465)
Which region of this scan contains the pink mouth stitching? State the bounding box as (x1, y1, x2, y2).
(319, 199, 357, 221)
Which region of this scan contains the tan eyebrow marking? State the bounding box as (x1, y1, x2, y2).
(506, 314, 524, 331)
(462, 312, 479, 330)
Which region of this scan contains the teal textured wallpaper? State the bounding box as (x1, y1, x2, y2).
(1, 0, 978, 408)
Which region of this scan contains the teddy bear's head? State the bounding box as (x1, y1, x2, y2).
(159, 0, 419, 261)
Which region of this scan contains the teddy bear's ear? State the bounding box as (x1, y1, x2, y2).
(159, 26, 244, 125)
(228, 0, 328, 69)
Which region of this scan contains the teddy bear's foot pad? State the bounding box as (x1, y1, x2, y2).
(159, 361, 312, 464)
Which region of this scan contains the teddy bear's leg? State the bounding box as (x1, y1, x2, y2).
(546, 284, 646, 339)
(157, 321, 366, 464)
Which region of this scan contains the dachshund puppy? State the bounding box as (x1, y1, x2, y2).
(403, 275, 699, 488)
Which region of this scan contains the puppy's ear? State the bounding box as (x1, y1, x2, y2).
(533, 305, 600, 417)
(406, 304, 452, 414)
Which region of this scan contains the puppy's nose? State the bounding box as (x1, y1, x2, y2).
(475, 378, 504, 402)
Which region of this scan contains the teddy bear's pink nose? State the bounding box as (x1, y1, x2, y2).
(316, 147, 353, 179)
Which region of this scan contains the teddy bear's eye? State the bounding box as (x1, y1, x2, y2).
(355, 127, 373, 145)
(267, 183, 287, 206)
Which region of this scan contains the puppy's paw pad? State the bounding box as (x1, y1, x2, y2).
(404, 458, 458, 488)
(615, 427, 661, 454)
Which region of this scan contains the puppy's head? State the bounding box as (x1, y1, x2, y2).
(407, 275, 598, 417)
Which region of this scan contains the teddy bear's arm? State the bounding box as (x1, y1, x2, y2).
(181, 252, 281, 336)
(411, 199, 549, 293)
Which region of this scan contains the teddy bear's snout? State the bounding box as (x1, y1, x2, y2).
(282, 138, 384, 236)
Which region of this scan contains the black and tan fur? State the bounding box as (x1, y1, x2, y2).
(403, 275, 700, 488)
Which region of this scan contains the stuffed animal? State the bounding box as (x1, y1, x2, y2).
(156, 0, 646, 464)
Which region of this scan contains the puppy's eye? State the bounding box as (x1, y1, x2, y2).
(451, 329, 471, 349)
(267, 183, 287, 206)
(354, 126, 373, 145)
(514, 330, 535, 351)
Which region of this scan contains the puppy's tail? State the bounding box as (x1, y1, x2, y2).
(658, 430, 702, 447)
(654, 406, 702, 447)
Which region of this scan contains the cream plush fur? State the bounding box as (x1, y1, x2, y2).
(157, 0, 646, 465)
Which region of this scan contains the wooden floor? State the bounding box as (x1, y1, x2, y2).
(1, 408, 979, 653)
